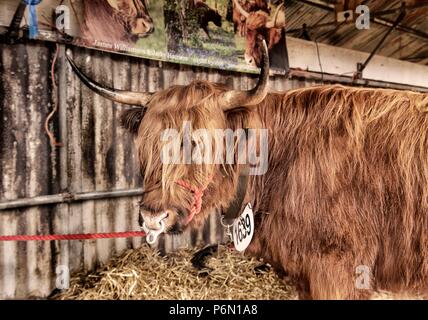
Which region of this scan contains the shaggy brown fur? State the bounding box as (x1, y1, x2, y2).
(123, 82, 428, 299)
(249, 86, 428, 299)
(81, 0, 153, 44)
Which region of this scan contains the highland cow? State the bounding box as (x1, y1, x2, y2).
(81, 0, 154, 44)
(194, 0, 222, 39)
(66, 41, 428, 299)
(232, 0, 269, 37)
(233, 0, 285, 67)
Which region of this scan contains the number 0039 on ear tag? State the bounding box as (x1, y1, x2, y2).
(233, 203, 254, 252)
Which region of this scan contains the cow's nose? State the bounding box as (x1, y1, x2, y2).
(140, 211, 168, 231)
(245, 54, 256, 67)
(140, 211, 169, 244)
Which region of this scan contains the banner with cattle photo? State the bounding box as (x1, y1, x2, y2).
(0, 0, 288, 74)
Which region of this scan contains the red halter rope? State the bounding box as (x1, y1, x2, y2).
(176, 179, 211, 225)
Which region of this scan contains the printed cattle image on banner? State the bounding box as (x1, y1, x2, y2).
(0, 0, 288, 73)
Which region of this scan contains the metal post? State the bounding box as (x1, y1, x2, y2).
(0, 188, 144, 211)
(355, 8, 406, 79)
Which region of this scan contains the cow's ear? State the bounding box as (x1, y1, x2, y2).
(120, 107, 147, 134)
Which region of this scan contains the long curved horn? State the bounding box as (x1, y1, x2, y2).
(219, 39, 269, 111)
(233, 0, 249, 18)
(65, 50, 153, 106)
(265, 3, 285, 29)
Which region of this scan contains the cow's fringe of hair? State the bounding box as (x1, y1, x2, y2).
(134, 81, 233, 215)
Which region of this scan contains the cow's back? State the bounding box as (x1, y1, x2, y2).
(249, 85, 428, 298)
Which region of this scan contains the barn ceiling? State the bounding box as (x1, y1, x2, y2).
(284, 0, 428, 66)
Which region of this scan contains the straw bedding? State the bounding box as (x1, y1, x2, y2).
(52, 245, 297, 300)
(52, 245, 422, 300)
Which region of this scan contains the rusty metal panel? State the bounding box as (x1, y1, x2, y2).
(0, 41, 321, 299)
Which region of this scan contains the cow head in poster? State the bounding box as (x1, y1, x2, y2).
(233, 0, 285, 67)
(232, 0, 269, 37)
(81, 0, 154, 43)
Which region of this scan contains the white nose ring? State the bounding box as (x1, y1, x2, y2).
(142, 220, 165, 245)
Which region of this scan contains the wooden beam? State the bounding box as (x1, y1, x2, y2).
(286, 37, 428, 88)
(288, 69, 428, 92)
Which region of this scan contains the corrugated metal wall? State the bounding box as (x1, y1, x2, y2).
(0, 41, 318, 299)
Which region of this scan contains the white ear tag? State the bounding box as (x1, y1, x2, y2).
(233, 203, 254, 252)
